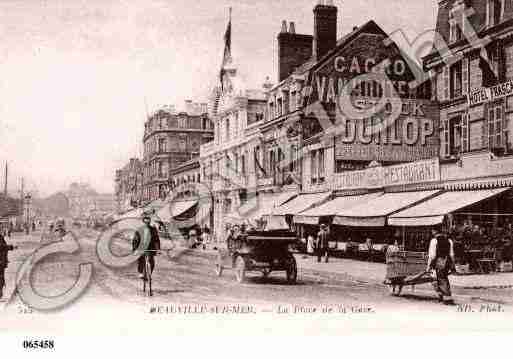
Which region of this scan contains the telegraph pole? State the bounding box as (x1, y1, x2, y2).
(3, 162, 7, 196)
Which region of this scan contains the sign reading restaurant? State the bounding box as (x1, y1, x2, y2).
(332, 158, 440, 190)
(468, 80, 513, 107)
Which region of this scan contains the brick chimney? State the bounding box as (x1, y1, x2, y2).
(277, 21, 313, 82)
(313, 0, 338, 61)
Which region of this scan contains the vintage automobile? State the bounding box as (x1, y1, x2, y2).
(215, 230, 298, 284)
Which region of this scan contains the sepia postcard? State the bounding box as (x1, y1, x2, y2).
(1, 0, 513, 355)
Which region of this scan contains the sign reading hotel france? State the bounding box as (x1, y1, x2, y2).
(307, 30, 439, 163)
(468, 80, 513, 107)
(333, 158, 440, 190)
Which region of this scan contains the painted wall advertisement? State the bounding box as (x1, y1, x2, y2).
(333, 158, 440, 190)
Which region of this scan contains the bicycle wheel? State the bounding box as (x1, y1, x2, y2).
(145, 256, 153, 297)
(142, 258, 147, 294)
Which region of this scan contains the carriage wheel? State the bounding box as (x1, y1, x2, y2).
(235, 256, 246, 284)
(286, 257, 297, 284)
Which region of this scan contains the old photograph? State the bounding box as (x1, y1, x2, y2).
(1, 0, 513, 346)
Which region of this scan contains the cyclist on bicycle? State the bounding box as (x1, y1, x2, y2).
(132, 211, 161, 280)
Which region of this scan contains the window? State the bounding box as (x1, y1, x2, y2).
(449, 0, 466, 43)
(487, 0, 504, 27)
(290, 91, 296, 112)
(450, 61, 462, 98)
(289, 145, 295, 172)
(277, 98, 283, 117)
(489, 105, 504, 151)
(449, 116, 462, 156)
(158, 161, 164, 178)
(225, 118, 230, 141)
(270, 150, 276, 183)
(241, 154, 246, 175)
(311, 150, 318, 184)
(158, 138, 166, 153)
(318, 149, 325, 182)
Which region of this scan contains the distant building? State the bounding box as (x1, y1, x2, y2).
(142, 101, 214, 203)
(65, 183, 116, 218)
(115, 158, 143, 212)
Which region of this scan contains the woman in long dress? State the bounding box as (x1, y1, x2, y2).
(307, 234, 315, 255)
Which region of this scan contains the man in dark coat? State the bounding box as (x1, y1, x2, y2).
(427, 232, 456, 304)
(316, 224, 330, 263)
(0, 232, 17, 299)
(132, 213, 161, 279)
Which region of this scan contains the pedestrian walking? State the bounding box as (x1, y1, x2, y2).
(316, 224, 329, 263)
(0, 231, 17, 299)
(307, 234, 315, 255)
(427, 231, 456, 304)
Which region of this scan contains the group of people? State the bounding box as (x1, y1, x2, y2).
(303, 224, 331, 263)
(449, 222, 513, 268)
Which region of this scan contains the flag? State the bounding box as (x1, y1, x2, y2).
(220, 8, 232, 91)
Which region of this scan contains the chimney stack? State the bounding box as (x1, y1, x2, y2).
(289, 22, 296, 34)
(313, 1, 338, 60)
(277, 20, 313, 82)
(281, 20, 288, 33)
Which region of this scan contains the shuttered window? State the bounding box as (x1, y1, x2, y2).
(461, 112, 469, 153)
(442, 117, 450, 157)
(443, 66, 450, 100)
(462, 58, 469, 95)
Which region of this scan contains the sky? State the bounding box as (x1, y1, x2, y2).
(0, 0, 436, 197)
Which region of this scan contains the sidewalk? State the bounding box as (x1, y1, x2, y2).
(294, 254, 513, 289)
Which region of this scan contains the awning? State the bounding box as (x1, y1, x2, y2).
(157, 200, 198, 221)
(272, 192, 331, 216)
(388, 188, 511, 227)
(333, 190, 441, 227)
(225, 191, 298, 224)
(294, 192, 382, 225)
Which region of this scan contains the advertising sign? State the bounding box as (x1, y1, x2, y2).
(332, 158, 440, 190)
(468, 80, 513, 107)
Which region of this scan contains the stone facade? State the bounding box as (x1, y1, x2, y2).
(423, 0, 513, 189)
(200, 70, 268, 239)
(115, 158, 143, 211)
(142, 102, 213, 203)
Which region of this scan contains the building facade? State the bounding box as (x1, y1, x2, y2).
(423, 0, 513, 189)
(115, 158, 143, 212)
(142, 101, 213, 203)
(200, 66, 268, 237)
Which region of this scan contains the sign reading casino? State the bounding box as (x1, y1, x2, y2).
(306, 24, 439, 163)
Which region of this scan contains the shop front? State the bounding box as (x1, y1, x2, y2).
(389, 187, 513, 273)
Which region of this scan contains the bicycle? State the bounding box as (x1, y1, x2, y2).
(140, 250, 162, 297)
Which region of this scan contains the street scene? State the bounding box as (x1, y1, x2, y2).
(2, 0, 513, 337)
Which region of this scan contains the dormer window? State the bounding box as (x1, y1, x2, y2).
(487, 0, 505, 27)
(449, 0, 465, 43)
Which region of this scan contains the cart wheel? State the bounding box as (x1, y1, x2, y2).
(235, 256, 246, 283)
(215, 262, 223, 277)
(286, 257, 297, 284)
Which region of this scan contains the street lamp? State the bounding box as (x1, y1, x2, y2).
(24, 193, 31, 234)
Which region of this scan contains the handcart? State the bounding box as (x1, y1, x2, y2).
(384, 251, 436, 296)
